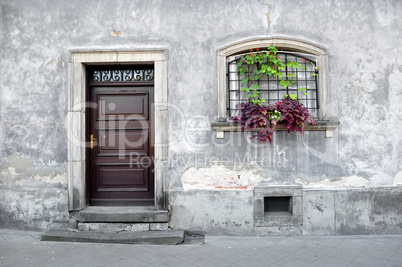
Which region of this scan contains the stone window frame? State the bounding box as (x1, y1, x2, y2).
(67, 50, 168, 211)
(213, 38, 338, 138)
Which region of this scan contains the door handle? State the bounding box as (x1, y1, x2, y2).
(90, 134, 97, 149)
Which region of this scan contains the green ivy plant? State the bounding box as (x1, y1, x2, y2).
(232, 46, 317, 143)
(237, 46, 318, 104)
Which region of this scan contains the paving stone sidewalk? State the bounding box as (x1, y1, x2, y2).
(1, 229, 401, 267)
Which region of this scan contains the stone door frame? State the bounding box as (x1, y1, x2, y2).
(67, 50, 168, 211)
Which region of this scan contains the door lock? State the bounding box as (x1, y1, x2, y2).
(90, 134, 97, 149)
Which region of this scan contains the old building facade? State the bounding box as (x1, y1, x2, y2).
(1, 0, 401, 235)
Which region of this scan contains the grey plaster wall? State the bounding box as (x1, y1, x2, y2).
(1, 0, 401, 232)
(169, 187, 402, 235)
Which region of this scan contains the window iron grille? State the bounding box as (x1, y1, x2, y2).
(88, 68, 154, 82)
(227, 52, 318, 118)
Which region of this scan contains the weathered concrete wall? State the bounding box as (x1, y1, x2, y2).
(1, 0, 401, 233)
(169, 190, 255, 235)
(0, 189, 68, 229)
(169, 187, 402, 235)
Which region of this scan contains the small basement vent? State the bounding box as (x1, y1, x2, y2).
(254, 185, 302, 227)
(264, 196, 292, 215)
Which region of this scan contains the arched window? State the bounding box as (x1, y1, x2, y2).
(217, 38, 329, 121)
(227, 50, 318, 118)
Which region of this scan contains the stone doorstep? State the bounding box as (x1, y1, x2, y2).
(50, 207, 206, 245)
(77, 222, 169, 232)
(41, 228, 185, 245)
(41, 229, 205, 245)
(73, 206, 170, 223)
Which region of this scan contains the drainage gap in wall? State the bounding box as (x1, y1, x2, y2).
(264, 196, 292, 216)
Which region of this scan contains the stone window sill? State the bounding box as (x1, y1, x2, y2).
(211, 120, 339, 139)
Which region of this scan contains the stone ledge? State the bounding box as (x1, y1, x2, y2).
(74, 207, 170, 223)
(211, 120, 339, 138)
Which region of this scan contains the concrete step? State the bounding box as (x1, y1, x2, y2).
(77, 222, 169, 232)
(73, 206, 170, 223)
(41, 228, 185, 245)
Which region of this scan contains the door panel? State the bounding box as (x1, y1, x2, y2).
(89, 86, 154, 206)
(97, 129, 149, 156)
(97, 165, 149, 190)
(98, 93, 148, 120)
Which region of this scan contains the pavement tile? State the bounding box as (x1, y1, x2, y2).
(148, 255, 195, 267)
(175, 248, 210, 264)
(363, 241, 399, 260)
(386, 261, 402, 267)
(189, 244, 228, 258)
(156, 243, 195, 255)
(0, 230, 402, 267)
(309, 254, 350, 267)
(236, 255, 274, 267)
(270, 255, 311, 267)
(0, 229, 28, 236)
(252, 245, 294, 262)
(149, 253, 195, 266)
(231, 244, 264, 256)
(194, 256, 240, 267)
(5, 260, 35, 267)
(339, 237, 374, 249)
(325, 247, 361, 261)
(208, 237, 244, 249)
(64, 253, 112, 267)
(98, 246, 134, 263)
(291, 243, 331, 262)
(26, 253, 73, 267)
(132, 248, 172, 264)
(374, 236, 402, 246)
(350, 252, 388, 267)
(309, 236, 345, 248)
(111, 256, 149, 267)
(324, 246, 363, 262)
(265, 242, 302, 254)
(213, 247, 249, 263)
(56, 246, 108, 265)
(242, 237, 279, 248)
(204, 236, 222, 243)
(4, 235, 41, 250)
(127, 244, 158, 252)
(50, 244, 82, 260)
(0, 246, 30, 266)
(390, 245, 402, 263)
(1, 233, 34, 242)
(0, 241, 14, 250)
(276, 237, 307, 251)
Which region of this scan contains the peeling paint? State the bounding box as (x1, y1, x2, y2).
(295, 175, 370, 188)
(46, 58, 55, 65)
(181, 165, 272, 190)
(1, 154, 33, 173)
(0, 154, 67, 187)
(110, 30, 122, 36)
(31, 173, 67, 184)
(266, 11, 271, 28)
(393, 171, 402, 186)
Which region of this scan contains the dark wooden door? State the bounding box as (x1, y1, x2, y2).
(88, 85, 154, 206)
